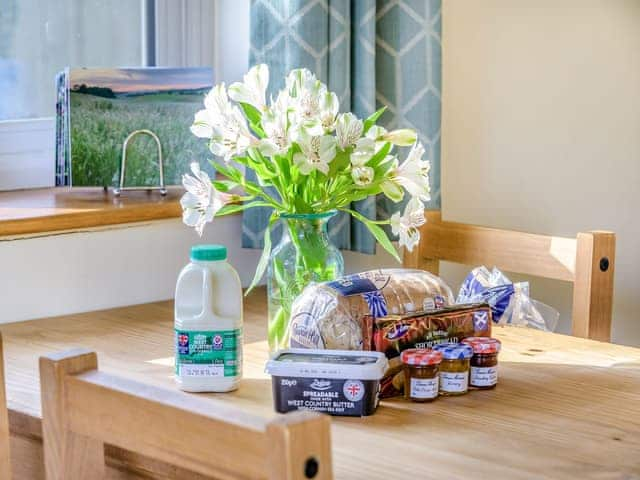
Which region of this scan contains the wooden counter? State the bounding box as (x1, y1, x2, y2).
(2, 289, 639, 479)
(0, 187, 183, 237)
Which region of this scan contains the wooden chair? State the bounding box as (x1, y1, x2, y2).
(0, 334, 12, 479)
(404, 212, 616, 342)
(39, 349, 332, 480)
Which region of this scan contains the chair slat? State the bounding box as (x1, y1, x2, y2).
(405, 213, 616, 342)
(419, 220, 578, 282)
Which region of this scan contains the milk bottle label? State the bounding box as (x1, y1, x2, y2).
(175, 329, 241, 377)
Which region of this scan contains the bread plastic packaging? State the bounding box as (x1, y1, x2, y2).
(287, 269, 455, 350)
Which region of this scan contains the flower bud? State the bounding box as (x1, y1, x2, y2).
(382, 129, 417, 146)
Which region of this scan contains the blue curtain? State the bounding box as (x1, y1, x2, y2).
(243, 0, 442, 253)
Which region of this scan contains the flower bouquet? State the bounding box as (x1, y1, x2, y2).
(181, 64, 431, 350)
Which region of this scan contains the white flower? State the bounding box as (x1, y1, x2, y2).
(286, 68, 319, 96)
(390, 196, 426, 252)
(180, 163, 228, 236)
(190, 108, 215, 138)
(228, 64, 269, 111)
(336, 113, 364, 149)
(259, 90, 293, 156)
(365, 125, 387, 141)
(293, 129, 337, 175)
(286, 68, 329, 136)
(350, 138, 375, 166)
(319, 91, 340, 132)
(190, 84, 256, 161)
(389, 142, 431, 202)
(351, 166, 374, 186)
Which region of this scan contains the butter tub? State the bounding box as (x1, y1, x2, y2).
(265, 349, 388, 417)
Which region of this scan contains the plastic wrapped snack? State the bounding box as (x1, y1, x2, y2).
(287, 269, 455, 350)
(457, 266, 559, 332)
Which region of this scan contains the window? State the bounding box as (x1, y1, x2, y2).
(1, 0, 151, 121)
(0, 0, 234, 190)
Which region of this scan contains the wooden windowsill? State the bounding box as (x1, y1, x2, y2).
(0, 187, 185, 237)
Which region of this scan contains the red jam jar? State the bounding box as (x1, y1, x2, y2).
(462, 337, 501, 389)
(400, 349, 443, 402)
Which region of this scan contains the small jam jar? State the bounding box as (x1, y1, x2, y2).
(400, 349, 443, 402)
(462, 337, 502, 389)
(432, 343, 473, 396)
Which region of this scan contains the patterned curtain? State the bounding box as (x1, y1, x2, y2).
(243, 0, 442, 253)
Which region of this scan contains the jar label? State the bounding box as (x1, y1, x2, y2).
(409, 376, 439, 399)
(440, 371, 469, 392)
(470, 366, 497, 387)
(175, 329, 241, 377)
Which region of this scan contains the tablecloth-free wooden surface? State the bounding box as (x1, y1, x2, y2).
(2, 289, 639, 479)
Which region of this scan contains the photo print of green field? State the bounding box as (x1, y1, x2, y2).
(66, 67, 213, 187)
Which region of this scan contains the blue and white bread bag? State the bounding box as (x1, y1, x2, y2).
(287, 269, 455, 350)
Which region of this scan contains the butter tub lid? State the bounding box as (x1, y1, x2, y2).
(265, 349, 389, 381)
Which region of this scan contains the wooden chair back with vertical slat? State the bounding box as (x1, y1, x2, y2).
(0, 334, 12, 479)
(39, 349, 333, 480)
(403, 211, 616, 342)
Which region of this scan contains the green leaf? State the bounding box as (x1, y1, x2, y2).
(209, 160, 243, 183)
(342, 208, 401, 262)
(212, 179, 239, 192)
(328, 149, 351, 177)
(368, 142, 392, 169)
(240, 102, 261, 123)
(245, 213, 277, 295)
(239, 103, 266, 138)
(363, 106, 387, 133)
(215, 201, 270, 217)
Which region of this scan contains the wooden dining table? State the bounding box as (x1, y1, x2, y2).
(2, 288, 639, 479)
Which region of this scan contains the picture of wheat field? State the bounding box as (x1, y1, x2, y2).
(69, 67, 214, 187)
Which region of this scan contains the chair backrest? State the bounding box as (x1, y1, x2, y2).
(404, 212, 616, 342)
(39, 349, 332, 480)
(0, 333, 12, 479)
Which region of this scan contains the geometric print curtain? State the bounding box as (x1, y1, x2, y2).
(243, 0, 442, 253)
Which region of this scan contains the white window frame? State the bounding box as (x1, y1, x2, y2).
(0, 0, 238, 192)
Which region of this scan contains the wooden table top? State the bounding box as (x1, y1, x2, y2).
(2, 289, 640, 479)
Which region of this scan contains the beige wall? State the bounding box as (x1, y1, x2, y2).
(441, 0, 640, 345)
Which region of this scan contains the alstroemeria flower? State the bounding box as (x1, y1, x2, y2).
(191, 84, 256, 161)
(388, 142, 431, 202)
(180, 163, 229, 236)
(286, 68, 329, 136)
(259, 90, 293, 156)
(336, 113, 364, 149)
(319, 91, 340, 132)
(293, 129, 337, 175)
(350, 138, 375, 167)
(228, 64, 269, 111)
(351, 165, 374, 186)
(390, 196, 426, 252)
(365, 125, 387, 141)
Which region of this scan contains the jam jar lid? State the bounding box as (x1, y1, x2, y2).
(432, 342, 473, 360)
(400, 349, 443, 366)
(462, 337, 502, 354)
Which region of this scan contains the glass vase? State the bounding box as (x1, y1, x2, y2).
(267, 211, 344, 351)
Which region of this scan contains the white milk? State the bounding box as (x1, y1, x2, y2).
(174, 244, 242, 392)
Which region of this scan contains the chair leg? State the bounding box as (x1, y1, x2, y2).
(572, 232, 616, 342)
(39, 350, 106, 480)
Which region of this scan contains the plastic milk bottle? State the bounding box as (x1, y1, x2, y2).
(175, 245, 242, 392)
